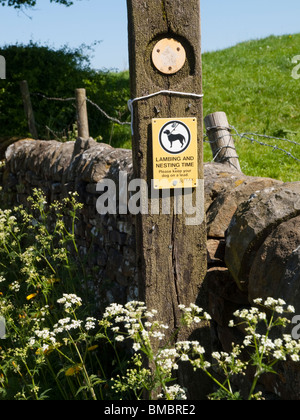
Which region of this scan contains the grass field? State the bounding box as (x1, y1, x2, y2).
(202, 34, 300, 181)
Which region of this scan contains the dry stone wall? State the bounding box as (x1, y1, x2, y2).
(1, 137, 300, 399)
(2, 138, 137, 309)
(205, 163, 300, 399)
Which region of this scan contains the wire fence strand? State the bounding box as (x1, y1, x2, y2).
(31, 92, 131, 126)
(32, 91, 300, 163)
(86, 98, 130, 126)
(31, 92, 76, 102)
(230, 126, 300, 163)
(204, 125, 300, 164)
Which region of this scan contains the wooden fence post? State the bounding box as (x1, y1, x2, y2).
(75, 88, 90, 139)
(204, 112, 241, 172)
(20, 80, 38, 139)
(127, 0, 210, 398)
(0, 55, 6, 80)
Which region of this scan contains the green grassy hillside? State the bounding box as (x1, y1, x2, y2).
(202, 34, 300, 181)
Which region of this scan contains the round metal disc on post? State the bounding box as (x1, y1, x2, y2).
(152, 38, 186, 75)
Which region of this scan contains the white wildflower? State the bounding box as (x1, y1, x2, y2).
(253, 298, 263, 304)
(57, 294, 82, 312)
(194, 345, 205, 355)
(264, 297, 277, 307)
(28, 338, 36, 347)
(85, 317, 97, 331)
(258, 312, 267, 321)
(41, 344, 50, 353)
(65, 320, 82, 331)
(9, 281, 20, 292)
(165, 385, 187, 400)
(275, 306, 284, 314)
(111, 326, 120, 332)
(243, 336, 252, 347)
(58, 318, 71, 325)
(274, 339, 283, 347)
(273, 350, 286, 361)
(212, 352, 221, 360)
(115, 335, 125, 342)
(291, 354, 300, 362)
(133, 343, 141, 352)
(103, 303, 125, 318)
(151, 331, 165, 340)
(176, 341, 190, 352)
(204, 312, 212, 321)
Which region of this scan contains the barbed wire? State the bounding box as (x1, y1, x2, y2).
(204, 125, 300, 163)
(31, 92, 76, 102)
(31, 92, 131, 126)
(31, 91, 300, 163)
(85, 98, 130, 126)
(239, 131, 300, 148)
(230, 126, 300, 163)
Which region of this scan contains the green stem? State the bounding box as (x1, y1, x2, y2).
(204, 369, 234, 398)
(46, 358, 68, 400)
(72, 340, 97, 400)
(21, 358, 39, 400)
(248, 312, 275, 400)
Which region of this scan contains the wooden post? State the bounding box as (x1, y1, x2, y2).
(20, 80, 38, 139)
(0, 55, 6, 79)
(204, 112, 241, 172)
(127, 0, 209, 398)
(75, 88, 89, 139)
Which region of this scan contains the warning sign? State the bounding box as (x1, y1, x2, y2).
(152, 118, 198, 189)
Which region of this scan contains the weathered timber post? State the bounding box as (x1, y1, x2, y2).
(204, 112, 241, 172)
(75, 88, 90, 139)
(127, 0, 210, 398)
(20, 80, 38, 139)
(0, 55, 6, 80)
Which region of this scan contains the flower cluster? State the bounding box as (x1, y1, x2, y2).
(231, 298, 299, 363)
(179, 303, 211, 327)
(102, 301, 170, 346)
(159, 385, 188, 401)
(57, 294, 82, 313)
(29, 297, 98, 354)
(153, 340, 209, 377)
(85, 317, 97, 331)
(254, 297, 295, 315)
(212, 345, 246, 376)
(0, 209, 18, 244)
(53, 318, 83, 334)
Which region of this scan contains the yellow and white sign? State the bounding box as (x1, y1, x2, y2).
(152, 118, 198, 189)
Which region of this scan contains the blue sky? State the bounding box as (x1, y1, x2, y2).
(0, 0, 299, 71)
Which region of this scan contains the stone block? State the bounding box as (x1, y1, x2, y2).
(225, 182, 300, 291)
(248, 215, 300, 312)
(207, 176, 282, 238)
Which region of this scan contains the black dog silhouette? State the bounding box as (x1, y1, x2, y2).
(163, 130, 186, 148)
